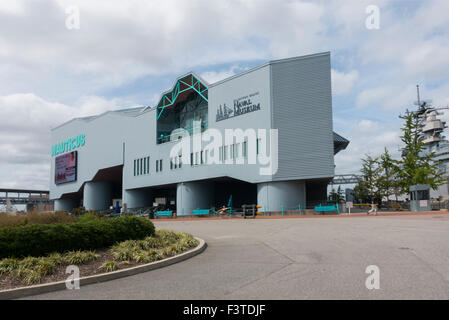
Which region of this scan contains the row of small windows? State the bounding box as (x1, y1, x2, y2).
(134, 157, 150, 176)
(156, 159, 163, 172)
(134, 157, 163, 176)
(169, 139, 261, 169)
(170, 155, 183, 170)
(144, 138, 263, 173)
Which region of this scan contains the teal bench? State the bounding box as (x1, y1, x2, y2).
(314, 204, 340, 215)
(156, 210, 173, 218)
(192, 209, 210, 216)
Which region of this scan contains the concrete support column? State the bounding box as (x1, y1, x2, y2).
(54, 198, 79, 212)
(123, 188, 153, 209)
(257, 180, 306, 212)
(83, 181, 112, 211)
(176, 181, 214, 216)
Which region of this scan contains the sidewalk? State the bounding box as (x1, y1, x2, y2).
(150, 210, 449, 222)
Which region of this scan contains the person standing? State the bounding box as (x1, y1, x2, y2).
(367, 196, 378, 215)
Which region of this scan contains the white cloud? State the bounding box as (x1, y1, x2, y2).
(1, 0, 449, 190)
(0, 0, 25, 15)
(200, 66, 241, 84)
(334, 119, 401, 174)
(332, 69, 359, 95)
(0, 93, 123, 188)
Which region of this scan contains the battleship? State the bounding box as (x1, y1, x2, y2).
(415, 85, 449, 199)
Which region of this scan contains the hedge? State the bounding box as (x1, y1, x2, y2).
(0, 216, 155, 259)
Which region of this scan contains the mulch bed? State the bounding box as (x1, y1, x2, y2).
(0, 246, 192, 291)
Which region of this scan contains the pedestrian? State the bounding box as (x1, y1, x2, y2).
(367, 196, 378, 215)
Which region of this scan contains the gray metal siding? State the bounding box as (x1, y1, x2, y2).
(271, 52, 334, 180)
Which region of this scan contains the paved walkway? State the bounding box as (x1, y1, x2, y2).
(25, 213, 449, 299)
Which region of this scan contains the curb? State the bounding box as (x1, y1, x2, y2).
(0, 237, 206, 300)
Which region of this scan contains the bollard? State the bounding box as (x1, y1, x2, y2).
(282, 205, 284, 216)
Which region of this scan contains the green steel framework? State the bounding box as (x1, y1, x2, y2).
(156, 73, 208, 120)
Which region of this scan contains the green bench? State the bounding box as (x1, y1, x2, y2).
(156, 210, 173, 218)
(192, 209, 210, 216)
(314, 204, 340, 215)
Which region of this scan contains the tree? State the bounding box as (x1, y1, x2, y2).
(377, 148, 398, 201)
(396, 110, 446, 194)
(360, 154, 382, 198)
(329, 186, 345, 203)
(353, 179, 370, 203)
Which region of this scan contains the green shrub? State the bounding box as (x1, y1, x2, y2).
(76, 212, 100, 223)
(62, 250, 99, 264)
(100, 261, 118, 272)
(0, 216, 155, 259)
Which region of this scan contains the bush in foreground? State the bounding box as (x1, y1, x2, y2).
(0, 250, 99, 285)
(0, 230, 198, 286)
(0, 216, 155, 259)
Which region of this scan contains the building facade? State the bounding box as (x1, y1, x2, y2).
(50, 52, 349, 214)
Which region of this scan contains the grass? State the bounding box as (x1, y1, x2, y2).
(0, 250, 99, 286)
(100, 261, 118, 272)
(0, 229, 198, 287)
(110, 229, 198, 264)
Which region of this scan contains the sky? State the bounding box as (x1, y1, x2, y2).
(0, 0, 449, 191)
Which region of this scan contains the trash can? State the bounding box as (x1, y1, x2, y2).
(409, 184, 431, 212)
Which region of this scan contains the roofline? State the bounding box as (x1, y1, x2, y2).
(156, 71, 210, 106)
(52, 52, 330, 131)
(51, 106, 150, 131)
(209, 51, 330, 87)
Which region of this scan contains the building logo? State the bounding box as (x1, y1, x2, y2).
(52, 134, 85, 156)
(216, 92, 261, 122)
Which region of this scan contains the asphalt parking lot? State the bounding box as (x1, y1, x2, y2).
(25, 213, 449, 299)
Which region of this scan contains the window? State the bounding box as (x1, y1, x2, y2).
(243, 141, 247, 158)
(236, 143, 240, 158)
(190, 153, 194, 167)
(134, 157, 151, 176)
(170, 158, 173, 170)
(159, 159, 162, 171)
(179, 155, 182, 168)
(256, 138, 261, 155)
(201, 151, 204, 164)
(156, 160, 159, 172)
(223, 146, 227, 161)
